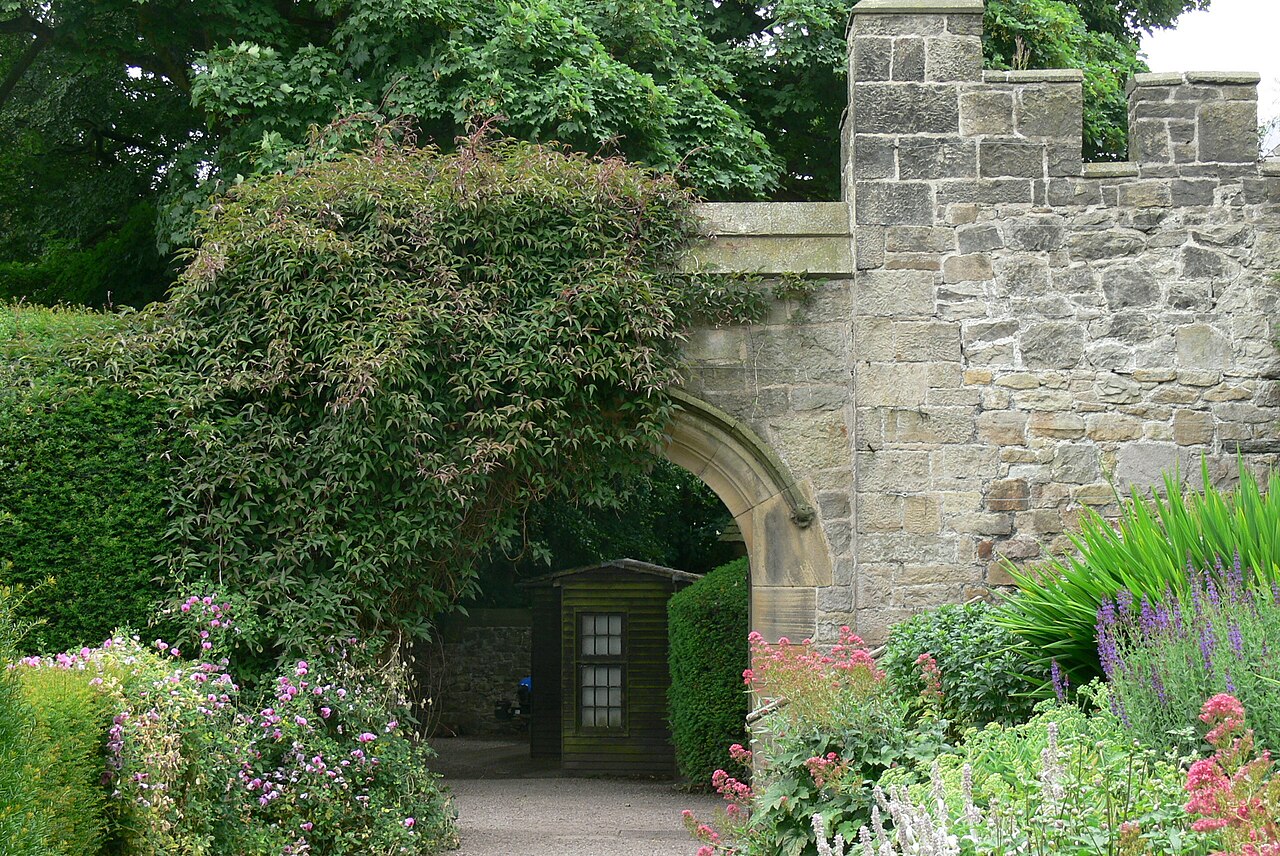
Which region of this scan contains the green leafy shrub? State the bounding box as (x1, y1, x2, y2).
(668, 557, 749, 786)
(18, 666, 111, 854)
(0, 587, 49, 855)
(108, 135, 772, 662)
(880, 602, 1044, 730)
(0, 303, 172, 654)
(999, 462, 1280, 683)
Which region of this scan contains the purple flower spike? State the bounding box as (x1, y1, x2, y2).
(1200, 623, 1216, 673)
(1229, 622, 1245, 659)
(1139, 596, 1157, 638)
(1150, 665, 1167, 707)
(1051, 659, 1069, 703)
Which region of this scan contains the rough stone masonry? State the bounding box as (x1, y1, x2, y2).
(678, 0, 1280, 645)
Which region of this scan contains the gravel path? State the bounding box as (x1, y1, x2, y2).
(431, 737, 719, 856)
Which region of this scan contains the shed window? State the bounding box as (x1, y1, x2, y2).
(579, 613, 624, 728)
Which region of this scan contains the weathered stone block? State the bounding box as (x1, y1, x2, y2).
(957, 223, 1003, 253)
(855, 135, 897, 179)
(924, 35, 981, 82)
(1085, 414, 1144, 442)
(860, 363, 933, 406)
(857, 269, 937, 316)
(853, 36, 893, 81)
(1068, 230, 1147, 261)
(1176, 324, 1233, 371)
(977, 411, 1028, 445)
(1028, 412, 1086, 439)
(1117, 181, 1172, 208)
(979, 140, 1045, 178)
(987, 478, 1030, 511)
(1003, 216, 1065, 251)
(898, 137, 977, 179)
(1114, 443, 1185, 490)
(855, 181, 935, 226)
(959, 89, 1013, 135)
(894, 320, 961, 361)
(854, 82, 960, 134)
(1021, 322, 1084, 369)
(1173, 409, 1216, 445)
(943, 253, 993, 282)
(1102, 262, 1159, 310)
(1181, 245, 1233, 279)
(892, 37, 926, 80)
(1051, 443, 1101, 484)
(1016, 84, 1083, 138)
(1198, 100, 1261, 163)
(904, 495, 942, 533)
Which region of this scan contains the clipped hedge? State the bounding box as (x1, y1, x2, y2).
(0, 304, 171, 653)
(880, 602, 1044, 729)
(19, 667, 111, 854)
(0, 591, 48, 855)
(668, 556, 749, 787)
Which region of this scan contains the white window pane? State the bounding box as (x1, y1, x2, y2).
(608, 688, 622, 707)
(582, 637, 595, 657)
(608, 708, 623, 728)
(582, 615, 593, 634)
(609, 615, 622, 635)
(608, 667, 621, 687)
(608, 637, 622, 656)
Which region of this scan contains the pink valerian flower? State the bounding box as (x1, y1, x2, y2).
(804, 752, 852, 790)
(711, 768, 752, 807)
(1184, 695, 1280, 848)
(915, 652, 942, 702)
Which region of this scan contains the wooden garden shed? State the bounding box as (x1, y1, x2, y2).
(522, 559, 700, 776)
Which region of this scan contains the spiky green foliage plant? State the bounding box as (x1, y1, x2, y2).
(998, 462, 1280, 684)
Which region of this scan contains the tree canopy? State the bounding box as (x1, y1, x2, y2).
(0, 0, 1204, 305)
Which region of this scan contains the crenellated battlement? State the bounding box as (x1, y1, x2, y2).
(1128, 72, 1260, 168)
(844, 0, 1271, 203)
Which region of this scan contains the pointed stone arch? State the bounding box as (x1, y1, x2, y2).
(661, 389, 833, 642)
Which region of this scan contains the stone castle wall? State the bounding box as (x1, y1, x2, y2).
(681, 0, 1280, 645)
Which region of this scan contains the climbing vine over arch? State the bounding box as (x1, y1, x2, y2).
(103, 135, 798, 662)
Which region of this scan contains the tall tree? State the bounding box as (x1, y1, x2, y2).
(0, 0, 1209, 300)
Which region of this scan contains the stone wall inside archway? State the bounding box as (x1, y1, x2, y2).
(676, 0, 1280, 647)
(661, 390, 837, 643)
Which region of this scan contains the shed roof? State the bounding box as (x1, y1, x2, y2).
(518, 558, 702, 588)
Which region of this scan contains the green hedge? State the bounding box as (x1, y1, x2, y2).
(0, 304, 171, 653)
(0, 591, 49, 855)
(668, 556, 749, 787)
(19, 667, 111, 854)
